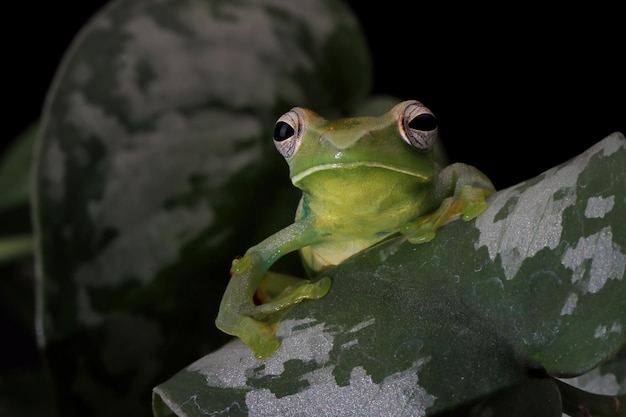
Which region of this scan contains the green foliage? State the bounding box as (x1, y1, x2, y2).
(153, 134, 626, 416)
(31, 0, 370, 416)
(0, 0, 623, 416)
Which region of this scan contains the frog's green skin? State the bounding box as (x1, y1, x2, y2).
(216, 100, 495, 359)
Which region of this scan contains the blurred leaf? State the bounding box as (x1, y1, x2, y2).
(153, 133, 626, 416)
(0, 235, 34, 266)
(562, 346, 626, 395)
(558, 345, 626, 416)
(32, 0, 371, 416)
(0, 124, 37, 214)
(555, 378, 625, 417)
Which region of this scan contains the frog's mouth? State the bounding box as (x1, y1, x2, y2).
(291, 162, 430, 184)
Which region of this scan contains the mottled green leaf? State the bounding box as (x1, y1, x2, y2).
(154, 133, 626, 416)
(33, 0, 371, 416)
(559, 345, 626, 416)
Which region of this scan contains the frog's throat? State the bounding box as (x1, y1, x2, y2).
(291, 162, 429, 184)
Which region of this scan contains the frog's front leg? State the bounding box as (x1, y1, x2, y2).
(403, 163, 495, 244)
(215, 222, 330, 359)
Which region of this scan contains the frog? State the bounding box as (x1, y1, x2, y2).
(215, 100, 495, 359)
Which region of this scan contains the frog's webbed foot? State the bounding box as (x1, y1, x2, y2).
(402, 184, 493, 244)
(216, 255, 331, 359)
(228, 276, 331, 359)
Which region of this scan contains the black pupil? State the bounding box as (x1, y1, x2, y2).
(274, 121, 295, 141)
(408, 113, 437, 131)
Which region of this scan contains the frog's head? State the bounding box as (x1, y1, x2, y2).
(273, 100, 439, 190)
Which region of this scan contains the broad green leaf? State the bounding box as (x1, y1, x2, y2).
(153, 133, 626, 416)
(0, 124, 37, 214)
(32, 0, 371, 416)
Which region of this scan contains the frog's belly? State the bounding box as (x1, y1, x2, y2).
(299, 235, 389, 275)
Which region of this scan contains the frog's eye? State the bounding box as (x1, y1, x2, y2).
(273, 110, 303, 159)
(399, 101, 438, 150)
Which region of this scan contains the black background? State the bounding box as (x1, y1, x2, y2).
(4, 2, 625, 189)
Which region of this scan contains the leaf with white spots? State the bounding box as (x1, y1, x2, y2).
(32, 0, 371, 416)
(154, 133, 626, 416)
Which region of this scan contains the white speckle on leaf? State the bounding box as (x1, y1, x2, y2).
(475, 135, 625, 280)
(348, 317, 375, 333)
(246, 361, 434, 417)
(39, 139, 66, 204)
(584, 196, 615, 218)
(599, 132, 626, 156)
(109, 0, 359, 121)
(117, 0, 326, 121)
(181, 396, 244, 416)
(187, 319, 333, 389)
(268, 319, 334, 374)
(66, 92, 127, 143)
(341, 339, 359, 349)
(76, 204, 216, 290)
(119, 12, 283, 120)
(186, 321, 434, 415)
(560, 293, 578, 316)
(187, 340, 255, 388)
(560, 367, 622, 395)
(474, 167, 578, 280)
(66, 91, 261, 289)
(594, 322, 623, 339)
(561, 227, 626, 293)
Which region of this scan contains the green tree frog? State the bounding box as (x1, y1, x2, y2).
(216, 100, 495, 359)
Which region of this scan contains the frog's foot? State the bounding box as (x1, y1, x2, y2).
(403, 184, 493, 244)
(216, 308, 282, 359)
(217, 275, 331, 359)
(234, 317, 282, 359)
(459, 184, 493, 221)
(401, 200, 453, 244)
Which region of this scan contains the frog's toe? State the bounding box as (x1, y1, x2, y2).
(459, 185, 492, 221)
(462, 200, 488, 221)
(407, 229, 436, 244)
(236, 316, 281, 359)
(401, 214, 438, 244)
(238, 278, 331, 358)
(307, 276, 332, 299)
